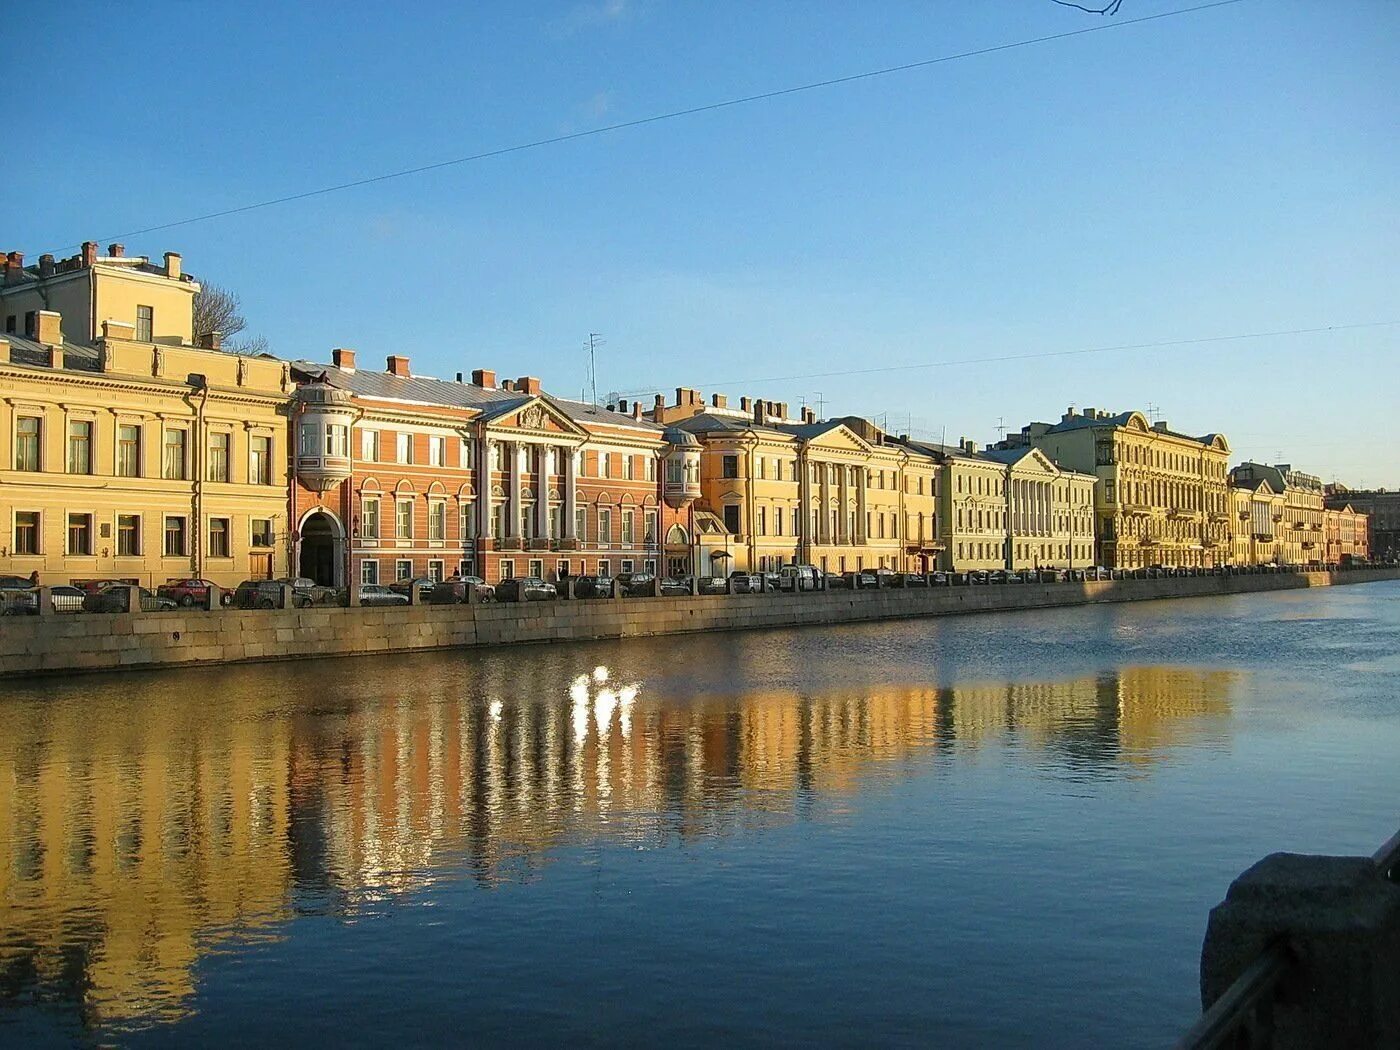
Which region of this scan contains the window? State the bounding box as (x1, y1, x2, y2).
(645, 511, 657, 545)
(597, 559, 610, 578)
(396, 559, 413, 581)
(14, 511, 39, 555)
(550, 504, 563, 539)
(429, 501, 446, 541)
(135, 305, 153, 342)
(208, 518, 230, 558)
(722, 455, 739, 479)
(428, 559, 445, 582)
(361, 429, 379, 462)
(757, 506, 767, 536)
(163, 428, 187, 479)
(67, 420, 92, 474)
(251, 519, 273, 547)
(208, 432, 229, 482)
(117, 424, 141, 477)
(723, 505, 741, 535)
(15, 416, 41, 471)
(250, 434, 272, 485)
(493, 502, 508, 539)
(500, 560, 516, 580)
(461, 439, 474, 469)
(575, 507, 587, 542)
(775, 507, 785, 536)
(528, 558, 544, 578)
(396, 432, 412, 464)
(598, 509, 612, 545)
(361, 559, 379, 585)
(396, 499, 413, 539)
(622, 510, 634, 545)
(164, 516, 187, 557)
(67, 514, 93, 556)
(667, 458, 683, 484)
(491, 443, 504, 471)
(624, 455, 635, 480)
(460, 502, 476, 540)
(621, 559, 634, 573)
(644, 559, 656, 573)
(362, 498, 380, 539)
(23, 311, 36, 337)
(325, 424, 348, 458)
(117, 514, 140, 556)
(430, 436, 445, 467)
(757, 457, 766, 480)
(645, 457, 655, 482)
(3, 315, 13, 333)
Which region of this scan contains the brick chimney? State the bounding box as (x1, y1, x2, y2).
(712, 393, 727, 409)
(3, 251, 22, 284)
(164, 252, 182, 279)
(386, 354, 410, 377)
(0, 336, 10, 364)
(740, 396, 753, 413)
(516, 376, 542, 396)
(35, 310, 62, 346)
(802, 406, 816, 424)
(753, 401, 767, 425)
(197, 331, 223, 350)
(616, 399, 628, 413)
(654, 393, 665, 410)
(38, 254, 55, 277)
(776, 402, 788, 421)
(501, 378, 516, 392)
(632, 402, 643, 420)
(471, 368, 496, 388)
(81, 242, 98, 266)
(108, 243, 124, 258)
(332, 347, 357, 371)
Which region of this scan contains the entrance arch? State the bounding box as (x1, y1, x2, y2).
(298, 510, 345, 587)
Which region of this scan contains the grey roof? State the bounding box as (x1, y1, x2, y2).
(1, 333, 102, 372)
(662, 426, 701, 447)
(893, 436, 996, 464)
(670, 412, 792, 439)
(290, 361, 661, 431)
(1043, 410, 1221, 446)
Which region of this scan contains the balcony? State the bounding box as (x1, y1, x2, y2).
(1169, 508, 1196, 520)
(1253, 532, 1274, 542)
(528, 538, 552, 551)
(1122, 504, 1152, 517)
(557, 537, 581, 551)
(498, 537, 524, 551)
(1210, 512, 1232, 523)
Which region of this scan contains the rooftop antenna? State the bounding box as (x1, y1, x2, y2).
(585, 333, 603, 409)
(813, 391, 826, 418)
(995, 416, 1007, 441)
(1146, 401, 1161, 425)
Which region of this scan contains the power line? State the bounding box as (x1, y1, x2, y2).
(47, 0, 1250, 255)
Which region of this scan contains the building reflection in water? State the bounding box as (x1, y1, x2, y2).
(0, 660, 1235, 1032)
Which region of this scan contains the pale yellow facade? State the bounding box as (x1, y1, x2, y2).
(1229, 462, 1327, 566)
(0, 247, 290, 589)
(1010, 408, 1232, 569)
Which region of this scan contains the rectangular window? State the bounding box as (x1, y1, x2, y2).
(361, 559, 379, 585)
(775, 507, 785, 536)
(645, 558, 656, 573)
(622, 510, 635, 545)
(325, 424, 348, 458)
(461, 438, 474, 469)
(430, 436, 445, 467)
(362, 498, 380, 539)
(117, 424, 141, 477)
(428, 559, 445, 582)
(396, 559, 413, 580)
(621, 559, 634, 573)
(163, 428, 187, 480)
(67, 420, 92, 475)
(67, 513, 93, 556)
(362, 429, 379, 462)
(722, 455, 739, 479)
(597, 559, 610, 578)
(250, 435, 272, 485)
(396, 499, 413, 539)
(575, 507, 587, 541)
(528, 558, 544, 578)
(757, 457, 766, 480)
(135, 305, 153, 342)
(757, 506, 767, 536)
(624, 455, 635, 481)
(723, 505, 741, 535)
(598, 509, 612, 545)
(23, 311, 36, 337)
(251, 518, 273, 547)
(15, 416, 41, 471)
(396, 432, 412, 464)
(164, 516, 188, 557)
(645, 511, 657, 545)
(14, 511, 39, 555)
(558, 559, 571, 578)
(208, 517, 231, 558)
(500, 560, 516, 580)
(429, 501, 446, 541)
(117, 514, 140, 556)
(208, 432, 230, 482)
(460, 502, 476, 539)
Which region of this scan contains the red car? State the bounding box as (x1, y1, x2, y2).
(156, 578, 230, 607)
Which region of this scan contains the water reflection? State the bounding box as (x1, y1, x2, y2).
(0, 658, 1235, 1033)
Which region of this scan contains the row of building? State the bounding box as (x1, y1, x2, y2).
(0, 242, 1385, 590)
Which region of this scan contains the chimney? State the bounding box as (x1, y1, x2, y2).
(1083, 407, 1097, 421)
(653, 393, 664, 410)
(35, 310, 62, 346)
(197, 331, 223, 350)
(455, 372, 464, 382)
(740, 396, 753, 413)
(777, 402, 788, 421)
(38, 254, 55, 277)
(1153, 420, 1169, 432)
(471, 368, 496, 388)
(753, 401, 767, 425)
(386, 354, 410, 377)
(802, 407, 816, 424)
(331, 347, 357, 371)
(164, 252, 182, 279)
(0, 336, 9, 364)
(102, 319, 136, 341)
(1064, 406, 1077, 420)
(501, 378, 516, 392)
(81, 242, 98, 267)
(616, 399, 628, 413)
(108, 243, 125, 258)
(632, 402, 643, 420)
(516, 376, 542, 396)
(3, 251, 21, 284)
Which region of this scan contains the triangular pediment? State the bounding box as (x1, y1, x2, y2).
(803, 424, 874, 455)
(484, 396, 585, 437)
(1005, 447, 1060, 476)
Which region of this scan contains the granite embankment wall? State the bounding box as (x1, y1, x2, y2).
(2, 569, 1396, 679)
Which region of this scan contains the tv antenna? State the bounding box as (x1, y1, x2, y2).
(813, 391, 826, 417)
(995, 416, 1007, 440)
(585, 333, 603, 409)
(1146, 402, 1161, 425)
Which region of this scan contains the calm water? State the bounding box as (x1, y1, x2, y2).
(1, 583, 1397, 1048)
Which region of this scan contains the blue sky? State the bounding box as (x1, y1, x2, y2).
(10, 1, 1398, 482)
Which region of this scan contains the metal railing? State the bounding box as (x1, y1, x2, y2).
(1176, 826, 1400, 1050)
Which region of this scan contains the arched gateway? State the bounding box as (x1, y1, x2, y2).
(298, 510, 345, 588)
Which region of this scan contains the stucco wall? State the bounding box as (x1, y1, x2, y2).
(1, 569, 1395, 679)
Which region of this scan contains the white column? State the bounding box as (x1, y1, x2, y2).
(536, 444, 551, 538)
(818, 466, 830, 544)
(478, 438, 494, 540)
(563, 448, 578, 539)
(508, 442, 523, 538)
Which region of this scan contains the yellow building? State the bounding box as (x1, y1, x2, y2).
(0, 245, 291, 588)
(1230, 462, 1327, 566)
(651, 390, 941, 574)
(1009, 408, 1232, 569)
(1228, 479, 1285, 567)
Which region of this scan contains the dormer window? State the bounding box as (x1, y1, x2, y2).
(136, 305, 153, 342)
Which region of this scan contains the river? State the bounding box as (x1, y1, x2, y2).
(1, 582, 1397, 1047)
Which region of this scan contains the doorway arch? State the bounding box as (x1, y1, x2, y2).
(298, 509, 345, 587)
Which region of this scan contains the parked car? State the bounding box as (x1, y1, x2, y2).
(45, 585, 88, 614)
(696, 576, 730, 595)
(233, 579, 314, 609)
(569, 574, 613, 598)
(495, 576, 557, 602)
(74, 578, 134, 596)
(428, 576, 496, 604)
(614, 572, 658, 597)
(840, 570, 879, 589)
(0, 586, 84, 615)
(389, 576, 438, 600)
(0, 575, 35, 590)
(727, 572, 762, 593)
(357, 584, 409, 607)
(897, 573, 929, 587)
(277, 577, 339, 605)
(659, 577, 692, 597)
(930, 571, 950, 586)
(156, 578, 229, 607)
(778, 564, 823, 591)
(82, 586, 177, 613)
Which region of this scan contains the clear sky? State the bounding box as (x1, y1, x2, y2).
(10, 1, 1398, 483)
